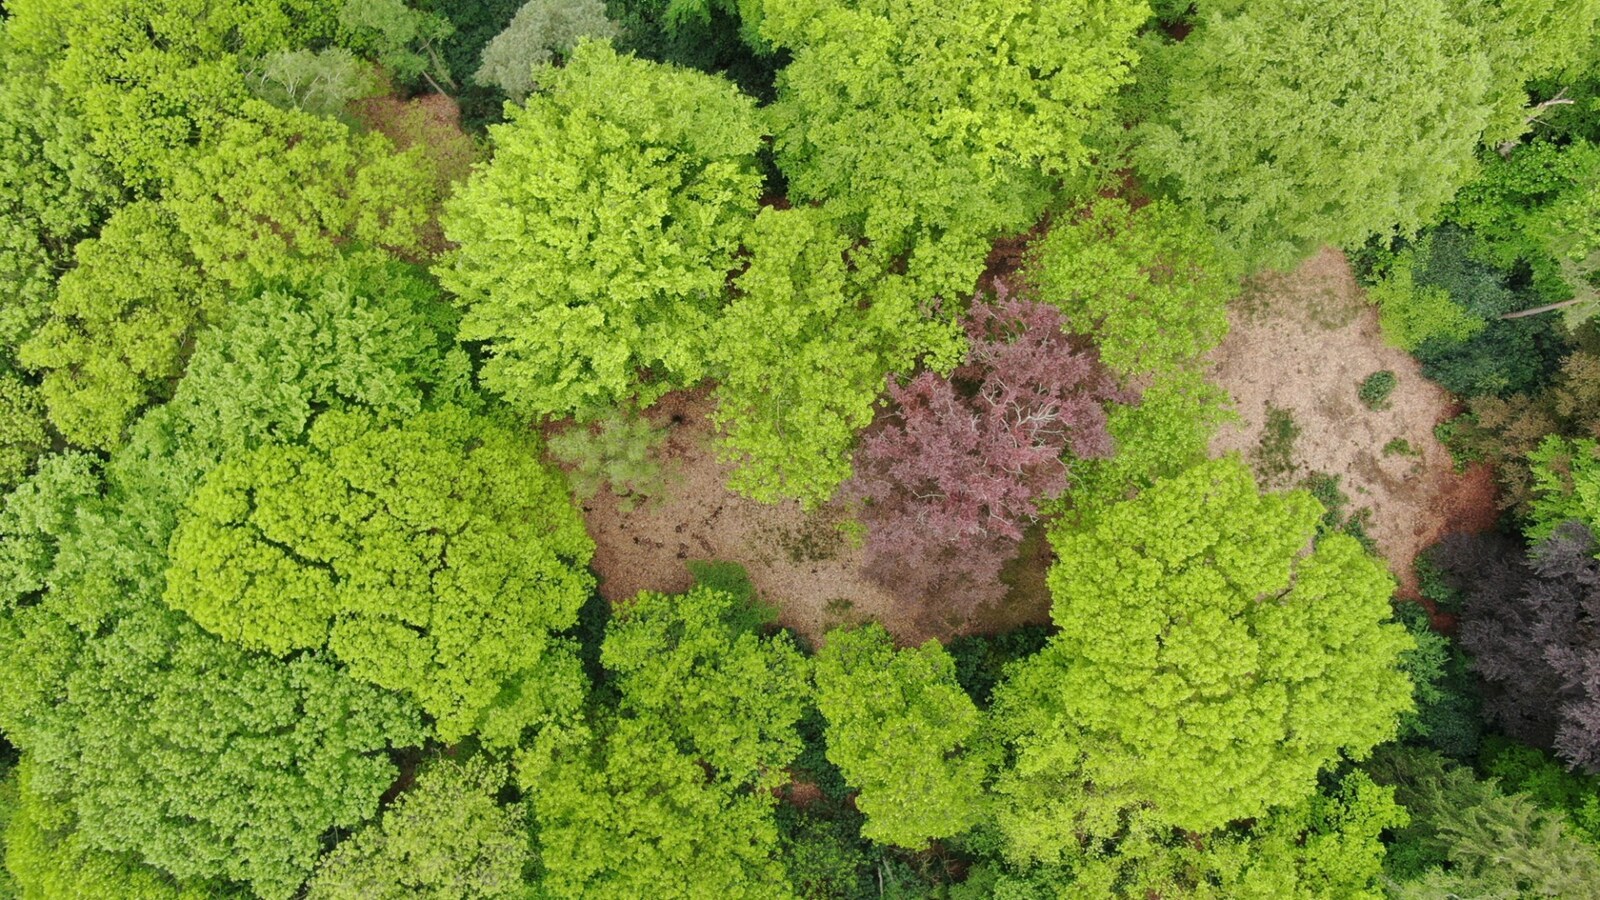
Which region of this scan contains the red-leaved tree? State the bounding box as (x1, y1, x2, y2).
(851, 287, 1117, 624)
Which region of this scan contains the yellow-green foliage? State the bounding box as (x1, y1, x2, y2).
(165, 99, 437, 288)
(1030, 197, 1235, 379)
(0, 372, 49, 493)
(19, 202, 219, 450)
(992, 458, 1412, 846)
(164, 406, 595, 741)
(438, 40, 765, 418)
(306, 758, 529, 900)
(760, 0, 1149, 296)
(813, 624, 993, 849)
(1369, 251, 1486, 351)
(1136, 0, 1495, 268)
(711, 207, 964, 506)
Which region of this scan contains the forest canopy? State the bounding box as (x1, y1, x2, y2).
(2, 0, 1600, 897)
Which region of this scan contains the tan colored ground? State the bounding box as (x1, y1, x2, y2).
(1207, 248, 1499, 595)
(571, 390, 1049, 646)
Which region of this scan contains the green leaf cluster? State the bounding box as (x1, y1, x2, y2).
(761, 0, 1149, 294)
(711, 206, 964, 506)
(1136, 0, 1495, 268)
(165, 406, 595, 741)
(993, 458, 1412, 844)
(1029, 196, 1235, 379)
(438, 40, 764, 418)
(813, 624, 992, 849)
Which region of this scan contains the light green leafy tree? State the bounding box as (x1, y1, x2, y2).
(438, 40, 764, 418)
(307, 758, 529, 900)
(2, 759, 225, 900)
(41, 0, 336, 191)
(522, 716, 797, 899)
(1069, 370, 1236, 508)
(991, 458, 1413, 849)
(1526, 435, 1600, 540)
(520, 574, 804, 897)
(165, 405, 595, 741)
(0, 371, 50, 494)
(1452, 0, 1600, 144)
(975, 772, 1403, 899)
(165, 98, 437, 288)
(602, 579, 810, 790)
(1028, 197, 1235, 379)
(0, 34, 120, 358)
(813, 624, 992, 849)
(0, 457, 423, 899)
(19, 202, 218, 450)
(1135, 0, 1496, 269)
(760, 0, 1149, 297)
(108, 251, 470, 551)
(711, 207, 964, 506)
(473, 0, 618, 100)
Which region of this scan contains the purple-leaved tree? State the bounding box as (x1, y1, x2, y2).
(1450, 522, 1600, 771)
(851, 287, 1116, 624)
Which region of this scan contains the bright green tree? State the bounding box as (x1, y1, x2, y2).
(0, 460, 424, 900)
(307, 758, 529, 899)
(760, 0, 1149, 296)
(602, 578, 810, 790)
(165, 99, 437, 288)
(522, 716, 797, 899)
(38, 0, 335, 191)
(1069, 370, 1236, 507)
(438, 40, 764, 418)
(711, 207, 964, 506)
(992, 458, 1413, 846)
(1029, 197, 1235, 379)
(165, 405, 595, 741)
(1526, 435, 1600, 540)
(1135, 0, 1495, 268)
(974, 772, 1403, 899)
(2, 759, 223, 900)
(813, 624, 992, 849)
(19, 202, 218, 450)
(0, 33, 120, 358)
(0, 371, 49, 494)
(519, 574, 805, 897)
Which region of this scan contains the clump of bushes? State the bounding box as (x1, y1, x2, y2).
(1359, 370, 1397, 409)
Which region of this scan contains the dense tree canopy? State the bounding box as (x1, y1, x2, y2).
(813, 624, 991, 849)
(992, 458, 1412, 842)
(165, 406, 595, 741)
(438, 40, 764, 418)
(761, 0, 1149, 295)
(711, 206, 964, 506)
(4, 0, 1598, 895)
(1135, 0, 1496, 267)
(1029, 197, 1235, 379)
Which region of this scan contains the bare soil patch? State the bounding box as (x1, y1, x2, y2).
(571, 390, 1050, 645)
(1207, 248, 1499, 595)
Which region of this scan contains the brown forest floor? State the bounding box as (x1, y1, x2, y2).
(577, 249, 1502, 643)
(1207, 248, 1500, 596)
(574, 390, 1052, 646)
